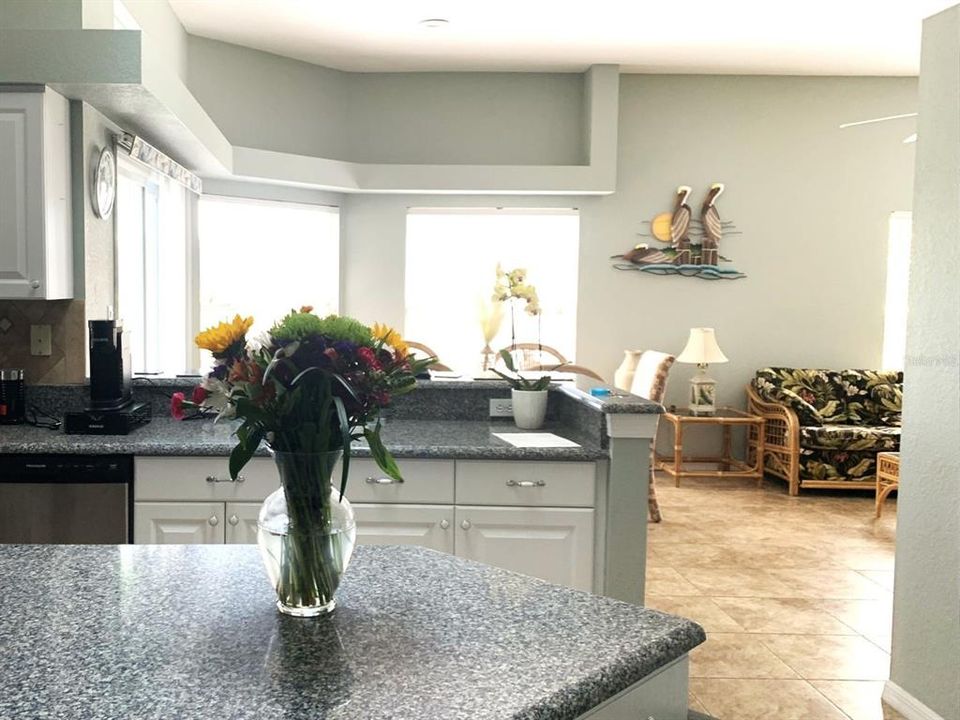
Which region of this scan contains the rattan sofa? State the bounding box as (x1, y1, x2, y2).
(745, 367, 902, 495)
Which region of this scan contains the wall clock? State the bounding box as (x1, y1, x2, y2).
(92, 147, 116, 219)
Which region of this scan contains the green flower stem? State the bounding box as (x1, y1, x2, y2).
(273, 450, 349, 610)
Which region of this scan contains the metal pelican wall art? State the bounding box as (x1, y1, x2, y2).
(612, 184, 745, 280)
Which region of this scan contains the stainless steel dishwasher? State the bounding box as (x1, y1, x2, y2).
(0, 455, 133, 543)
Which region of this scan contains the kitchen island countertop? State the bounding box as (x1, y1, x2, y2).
(0, 416, 608, 461)
(0, 544, 704, 720)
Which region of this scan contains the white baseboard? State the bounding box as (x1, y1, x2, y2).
(883, 680, 947, 720)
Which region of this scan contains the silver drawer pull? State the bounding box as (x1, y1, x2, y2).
(439, 519, 450, 530)
(365, 476, 404, 485)
(228, 514, 239, 526)
(506, 479, 546, 488)
(208, 515, 219, 526)
(206, 475, 245, 483)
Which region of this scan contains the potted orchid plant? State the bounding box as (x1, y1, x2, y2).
(172, 308, 432, 616)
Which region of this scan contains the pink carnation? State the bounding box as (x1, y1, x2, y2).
(191, 386, 208, 404)
(170, 392, 186, 420)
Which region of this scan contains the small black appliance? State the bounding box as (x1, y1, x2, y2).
(0, 368, 26, 424)
(64, 320, 151, 435)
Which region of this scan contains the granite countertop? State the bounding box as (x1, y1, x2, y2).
(0, 417, 608, 460)
(0, 544, 704, 720)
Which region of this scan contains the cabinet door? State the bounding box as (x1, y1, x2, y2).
(225, 502, 262, 544)
(454, 506, 594, 591)
(133, 502, 225, 544)
(353, 504, 454, 554)
(0, 94, 43, 298)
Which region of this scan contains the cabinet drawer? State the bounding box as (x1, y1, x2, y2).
(342, 459, 454, 504)
(135, 457, 279, 502)
(455, 461, 595, 507)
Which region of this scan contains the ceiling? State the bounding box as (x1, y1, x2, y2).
(167, 0, 956, 75)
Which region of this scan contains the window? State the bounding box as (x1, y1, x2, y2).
(197, 197, 340, 369)
(116, 159, 190, 375)
(405, 208, 580, 374)
(882, 211, 912, 370)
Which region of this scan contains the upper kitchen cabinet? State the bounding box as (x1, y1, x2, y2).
(0, 88, 73, 299)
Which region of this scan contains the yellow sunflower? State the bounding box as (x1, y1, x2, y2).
(372, 322, 409, 356)
(195, 315, 253, 354)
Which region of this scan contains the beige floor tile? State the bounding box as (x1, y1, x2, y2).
(858, 570, 895, 592)
(677, 566, 796, 598)
(645, 567, 703, 596)
(711, 597, 856, 634)
(768, 568, 892, 600)
(645, 596, 744, 632)
(830, 547, 896, 572)
(690, 633, 798, 679)
(757, 634, 891, 680)
(812, 680, 908, 720)
(819, 599, 893, 639)
(689, 690, 709, 713)
(690, 678, 848, 720)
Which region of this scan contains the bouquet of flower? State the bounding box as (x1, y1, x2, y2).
(174, 308, 430, 483)
(172, 308, 432, 613)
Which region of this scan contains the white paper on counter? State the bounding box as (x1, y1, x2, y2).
(492, 433, 581, 448)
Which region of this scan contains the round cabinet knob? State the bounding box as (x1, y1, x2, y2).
(439, 519, 450, 530)
(205, 475, 217, 483)
(228, 515, 239, 526)
(29, 280, 40, 289)
(235, 475, 245, 483)
(208, 515, 219, 526)
(460, 520, 471, 531)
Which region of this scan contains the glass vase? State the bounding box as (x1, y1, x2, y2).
(256, 450, 357, 617)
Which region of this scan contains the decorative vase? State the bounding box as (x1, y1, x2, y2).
(614, 350, 643, 391)
(257, 450, 357, 617)
(512, 388, 548, 429)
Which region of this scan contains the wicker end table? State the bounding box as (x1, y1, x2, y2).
(654, 407, 765, 486)
(876, 452, 900, 517)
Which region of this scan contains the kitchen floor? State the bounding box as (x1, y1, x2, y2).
(646, 473, 904, 720)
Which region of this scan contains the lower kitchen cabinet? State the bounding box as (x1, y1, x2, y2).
(352, 504, 453, 553)
(225, 502, 262, 544)
(454, 506, 595, 591)
(134, 502, 225, 544)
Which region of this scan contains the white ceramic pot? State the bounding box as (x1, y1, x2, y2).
(512, 389, 548, 430)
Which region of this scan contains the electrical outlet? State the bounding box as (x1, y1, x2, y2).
(489, 398, 514, 417)
(30, 324, 52, 357)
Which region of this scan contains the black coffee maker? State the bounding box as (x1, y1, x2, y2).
(88, 319, 133, 410)
(64, 320, 151, 434)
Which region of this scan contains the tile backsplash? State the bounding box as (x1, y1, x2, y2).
(0, 300, 86, 384)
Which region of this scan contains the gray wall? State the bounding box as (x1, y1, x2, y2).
(75, 102, 119, 319)
(889, 7, 960, 719)
(345, 72, 584, 165)
(185, 37, 585, 166)
(186, 36, 349, 160)
(340, 75, 917, 416)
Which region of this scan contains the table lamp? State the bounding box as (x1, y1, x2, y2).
(676, 327, 728, 415)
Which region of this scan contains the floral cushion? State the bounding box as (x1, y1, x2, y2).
(754, 368, 848, 425)
(800, 424, 900, 452)
(800, 448, 879, 482)
(839, 370, 903, 426)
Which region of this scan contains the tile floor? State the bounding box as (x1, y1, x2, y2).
(645, 473, 904, 720)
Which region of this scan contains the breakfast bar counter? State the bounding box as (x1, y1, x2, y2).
(0, 544, 704, 720)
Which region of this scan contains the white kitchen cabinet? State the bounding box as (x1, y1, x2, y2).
(0, 88, 72, 299)
(454, 505, 595, 591)
(353, 503, 454, 553)
(133, 502, 225, 544)
(225, 502, 262, 544)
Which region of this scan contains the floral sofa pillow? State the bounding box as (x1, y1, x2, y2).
(840, 370, 903, 426)
(753, 368, 840, 426)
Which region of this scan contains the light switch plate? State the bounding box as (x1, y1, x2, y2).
(30, 324, 52, 356)
(489, 398, 514, 417)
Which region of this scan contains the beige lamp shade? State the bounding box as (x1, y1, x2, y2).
(676, 327, 728, 365)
